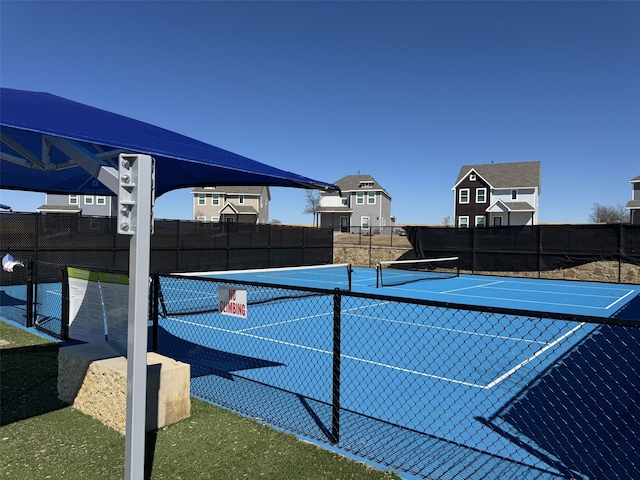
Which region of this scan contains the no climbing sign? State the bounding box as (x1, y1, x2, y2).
(218, 286, 248, 318)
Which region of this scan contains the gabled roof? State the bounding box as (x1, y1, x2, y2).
(453, 161, 541, 193)
(486, 200, 535, 213)
(219, 203, 258, 215)
(332, 174, 391, 197)
(631, 175, 640, 183)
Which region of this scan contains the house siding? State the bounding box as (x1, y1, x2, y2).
(43, 193, 116, 216)
(319, 175, 393, 231)
(454, 176, 490, 227)
(193, 187, 269, 224)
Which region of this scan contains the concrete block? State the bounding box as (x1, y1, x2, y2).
(58, 341, 190, 434)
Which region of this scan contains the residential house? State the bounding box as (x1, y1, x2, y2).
(626, 175, 640, 225)
(452, 161, 541, 227)
(37, 193, 117, 216)
(192, 186, 270, 224)
(317, 174, 394, 233)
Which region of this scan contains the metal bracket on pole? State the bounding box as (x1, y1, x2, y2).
(118, 153, 155, 480)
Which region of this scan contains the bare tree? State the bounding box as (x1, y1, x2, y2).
(588, 203, 629, 224)
(303, 190, 322, 226)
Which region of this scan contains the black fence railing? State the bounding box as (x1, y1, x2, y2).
(150, 272, 640, 480)
(332, 226, 411, 248)
(405, 224, 640, 283)
(0, 212, 333, 274)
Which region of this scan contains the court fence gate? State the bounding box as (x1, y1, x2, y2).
(151, 272, 640, 480)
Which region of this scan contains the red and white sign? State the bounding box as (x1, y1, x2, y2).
(218, 286, 247, 318)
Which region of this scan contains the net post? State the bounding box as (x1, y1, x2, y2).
(331, 288, 341, 445)
(347, 264, 352, 291)
(61, 266, 70, 341)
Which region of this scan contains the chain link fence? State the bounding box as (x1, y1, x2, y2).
(151, 273, 640, 480)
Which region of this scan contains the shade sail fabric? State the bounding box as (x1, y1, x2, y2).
(0, 88, 337, 196)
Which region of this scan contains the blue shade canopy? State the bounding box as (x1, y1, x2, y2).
(0, 88, 338, 196)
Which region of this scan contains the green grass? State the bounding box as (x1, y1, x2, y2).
(0, 322, 400, 479)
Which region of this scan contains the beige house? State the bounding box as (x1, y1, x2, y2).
(192, 186, 270, 224)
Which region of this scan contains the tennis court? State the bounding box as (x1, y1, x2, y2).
(154, 261, 640, 479)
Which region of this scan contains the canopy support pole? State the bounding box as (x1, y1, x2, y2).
(118, 154, 155, 480)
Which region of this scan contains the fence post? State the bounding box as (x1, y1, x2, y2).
(25, 260, 34, 328)
(150, 273, 159, 352)
(331, 288, 341, 445)
(61, 267, 69, 341)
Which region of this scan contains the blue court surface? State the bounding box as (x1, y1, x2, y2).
(158, 265, 640, 478)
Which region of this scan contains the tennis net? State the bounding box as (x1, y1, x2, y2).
(158, 263, 352, 317)
(376, 257, 460, 287)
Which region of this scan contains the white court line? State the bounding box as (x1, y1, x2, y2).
(165, 315, 487, 388)
(441, 281, 504, 294)
(346, 312, 547, 345)
(237, 302, 391, 332)
(484, 323, 586, 389)
(486, 285, 629, 300)
(166, 302, 588, 390)
(605, 289, 637, 310)
(442, 292, 611, 311)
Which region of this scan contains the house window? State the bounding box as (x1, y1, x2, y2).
(198, 194, 206, 206)
(458, 216, 469, 228)
(84, 195, 94, 205)
(459, 189, 470, 204)
(96, 196, 106, 205)
(511, 190, 517, 200)
(238, 195, 245, 204)
(476, 188, 486, 203)
(211, 216, 219, 222)
(356, 192, 364, 204)
(475, 216, 486, 227)
(69, 194, 78, 205)
(359, 181, 374, 188)
(367, 192, 375, 204)
(212, 194, 220, 206)
(341, 194, 349, 206)
(361, 216, 370, 229)
(469, 174, 476, 181)
(197, 216, 206, 222)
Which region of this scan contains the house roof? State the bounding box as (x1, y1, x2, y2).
(316, 206, 353, 213)
(219, 203, 258, 215)
(631, 175, 640, 183)
(486, 200, 535, 213)
(626, 200, 640, 210)
(453, 161, 541, 193)
(36, 204, 82, 213)
(192, 186, 269, 195)
(333, 174, 391, 198)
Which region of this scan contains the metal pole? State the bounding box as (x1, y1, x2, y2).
(118, 154, 155, 480)
(331, 289, 341, 445)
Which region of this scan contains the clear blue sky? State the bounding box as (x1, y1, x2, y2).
(1, 1, 639, 224)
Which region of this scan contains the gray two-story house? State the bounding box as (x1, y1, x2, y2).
(452, 161, 541, 227)
(37, 193, 117, 216)
(626, 175, 640, 224)
(318, 174, 394, 233)
(192, 186, 270, 224)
